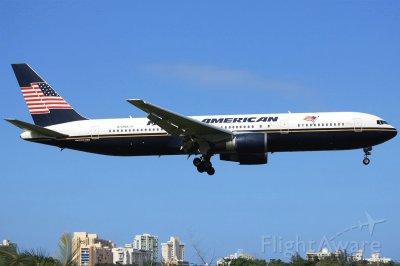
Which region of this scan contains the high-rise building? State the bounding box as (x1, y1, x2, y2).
(72, 232, 115, 266)
(161, 236, 186, 265)
(134, 233, 159, 262)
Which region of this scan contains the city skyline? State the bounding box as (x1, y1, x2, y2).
(1, 235, 394, 265)
(1, 0, 399, 263)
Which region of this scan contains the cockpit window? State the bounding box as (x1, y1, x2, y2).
(377, 120, 389, 125)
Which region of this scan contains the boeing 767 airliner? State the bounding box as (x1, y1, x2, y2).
(6, 64, 397, 175)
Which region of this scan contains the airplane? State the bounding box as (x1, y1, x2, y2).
(6, 64, 397, 175)
(358, 212, 386, 236)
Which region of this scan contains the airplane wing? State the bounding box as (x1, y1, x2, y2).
(127, 99, 233, 145)
(5, 118, 69, 138)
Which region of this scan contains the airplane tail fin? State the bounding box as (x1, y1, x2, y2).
(11, 64, 87, 127)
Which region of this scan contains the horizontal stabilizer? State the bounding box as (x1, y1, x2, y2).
(5, 118, 69, 138)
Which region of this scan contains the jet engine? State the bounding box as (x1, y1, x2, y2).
(215, 133, 268, 164)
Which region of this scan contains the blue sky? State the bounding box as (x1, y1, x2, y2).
(1, 0, 399, 262)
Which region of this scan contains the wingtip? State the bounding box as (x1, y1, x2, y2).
(127, 99, 145, 104)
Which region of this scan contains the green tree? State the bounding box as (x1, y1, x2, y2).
(0, 233, 77, 266)
(290, 253, 314, 266)
(0, 246, 57, 266)
(268, 259, 288, 266)
(315, 254, 346, 266)
(229, 257, 267, 266)
(57, 233, 77, 266)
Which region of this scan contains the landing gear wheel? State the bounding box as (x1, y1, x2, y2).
(206, 167, 215, 176)
(193, 158, 202, 167)
(193, 153, 215, 174)
(362, 147, 372, 166)
(203, 161, 212, 170)
(197, 165, 205, 173)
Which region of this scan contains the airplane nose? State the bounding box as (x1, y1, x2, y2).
(387, 127, 398, 140)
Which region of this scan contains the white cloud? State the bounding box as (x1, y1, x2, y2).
(144, 63, 306, 95)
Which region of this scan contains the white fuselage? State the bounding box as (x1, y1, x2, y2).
(21, 111, 395, 140)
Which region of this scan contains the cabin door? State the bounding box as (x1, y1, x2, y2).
(280, 120, 289, 134)
(353, 118, 363, 133)
(91, 126, 100, 139)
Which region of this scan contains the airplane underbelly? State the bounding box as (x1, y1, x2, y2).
(38, 135, 183, 156)
(268, 130, 391, 152)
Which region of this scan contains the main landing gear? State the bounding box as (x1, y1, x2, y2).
(193, 155, 215, 175)
(363, 147, 372, 165)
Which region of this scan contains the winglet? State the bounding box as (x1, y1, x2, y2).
(5, 118, 69, 138)
(127, 99, 147, 109)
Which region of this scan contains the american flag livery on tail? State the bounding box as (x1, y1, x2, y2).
(21, 82, 72, 114)
(11, 64, 86, 127)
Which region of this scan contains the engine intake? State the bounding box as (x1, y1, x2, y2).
(226, 133, 268, 153)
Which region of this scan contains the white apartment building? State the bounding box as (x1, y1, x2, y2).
(217, 249, 254, 266)
(134, 233, 159, 262)
(352, 250, 364, 261)
(112, 244, 152, 265)
(161, 236, 185, 265)
(367, 252, 392, 263)
(1, 240, 11, 246)
(306, 248, 343, 261)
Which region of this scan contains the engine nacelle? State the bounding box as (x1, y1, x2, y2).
(225, 133, 268, 153)
(214, 133, 268, 164)
(220, 153, 268, 165)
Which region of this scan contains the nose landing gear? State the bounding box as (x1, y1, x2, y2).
(363, 147, 372, 165)
(193, 155, 215, 175)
